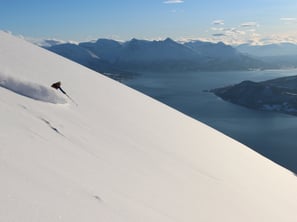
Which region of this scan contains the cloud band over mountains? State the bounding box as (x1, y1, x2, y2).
(163, 0, 184, 4)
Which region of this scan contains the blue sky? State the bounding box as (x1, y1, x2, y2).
(1, 0, 297, 44)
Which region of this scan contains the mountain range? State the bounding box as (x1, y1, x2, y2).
(237, 43, 297, 69)
(44, 38, 268, 77)
(237, 43, 297, 57)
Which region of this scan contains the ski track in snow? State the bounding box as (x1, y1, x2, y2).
(18, 104, 108, 162)
(40, 117, 64, 136)
(19, 105, 63, 134)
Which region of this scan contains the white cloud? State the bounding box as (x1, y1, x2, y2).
(182, 20, 297, 45)
(280, 18, 297, 21)
(208, 21, 261, 44)
(207, 22, 263, 45)
(246, 29, 257, 32)
(163, 0, 184, 4)
(212, 20, 224, 25)
(280, 18, 297, 25)
(240, 22, 259, 28)
(212, 33, 226, 37)
(211, 27, 224, 31)
(205, 19, 297, 45)
(226, 29, 245, 36)
(259, 33, 297, 44)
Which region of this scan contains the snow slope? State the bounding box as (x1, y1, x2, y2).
(0, 31, 297, 222)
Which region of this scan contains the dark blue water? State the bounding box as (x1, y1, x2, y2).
(123, 69, 297, 173)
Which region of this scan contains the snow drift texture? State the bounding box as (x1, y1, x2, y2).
(0, 72, 66, 103)
(1, 31, 297, 222)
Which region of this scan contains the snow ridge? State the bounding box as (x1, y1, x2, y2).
(0, 72, 66, 104)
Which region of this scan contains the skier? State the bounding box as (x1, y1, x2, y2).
(51, 81, 77, 105)
(51, 81, 66, 94)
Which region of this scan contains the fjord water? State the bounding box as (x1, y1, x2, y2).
(123, 69, 297, 173)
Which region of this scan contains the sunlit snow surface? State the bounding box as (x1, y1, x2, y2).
(0, 31, 297, 222)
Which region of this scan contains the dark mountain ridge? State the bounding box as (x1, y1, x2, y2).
(45, 38, 269, 77)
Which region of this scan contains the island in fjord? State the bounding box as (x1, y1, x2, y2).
(211, 75, 297, 116)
